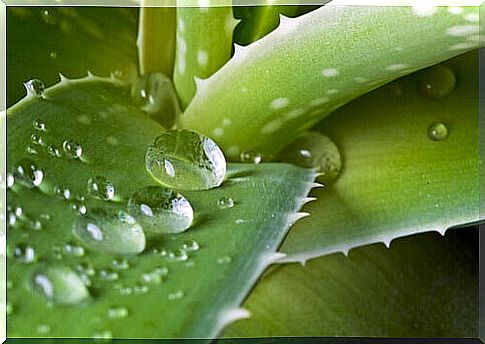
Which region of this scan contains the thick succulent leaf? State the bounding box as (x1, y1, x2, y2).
(5, 77, 316, 338)
(6, 7, 139, 107)
(279, 51, 480, 263)
(173, 3, 238, 108)
(223, 228, 478, 337)
(180, 4, 482, 160)
(137, 7, 176, 77)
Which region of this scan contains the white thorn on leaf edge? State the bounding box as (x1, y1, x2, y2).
(311, 182, 324, 189)
(218, 308, 251, 329)
(261, 252, 287, 266)
(289, 212, 310, 225)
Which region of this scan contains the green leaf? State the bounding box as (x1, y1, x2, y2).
(137, 7, 177, 77)
(179, 5, 482, 160)
(173, 3, 238, 108)
(7, 7, 139, 107)
(278, 51, 480, 263)
(5, 77, 316, 338)
(223, 228, 478, 337)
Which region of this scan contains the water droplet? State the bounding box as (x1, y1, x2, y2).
(428, 123, 448, 141)
(49, 51, 58, 59)
(217, 256, 232, 264)
(112, 258, 130, 270)
(31, 133, 44, 146)
(76, 262, 96, 276)
(6, 173, 15, 189)
(92, 330, 113, 339)
(182, 239, 199, 251)
(24, 79, 45, 98)
(133, 284, 149, 294)
(108, 306, 129, 319)
(14, 158, 44, 188)
(145, 129, 226, 190)
(6, 302, 13, 316)
(33, 119, 46, 131)
(73, 208, 145, 255)
(30, 264, 90, 305)
(240, 150, 262, 164)
(11, 243, 36, 263)
(99, 269, 119, 281)
(26, 145, 38, 155)
(118, 285, 133, 295)
(127, 186, 193, 234)
(63, 241, 85, 257)
(420, 65, 456, 99)
(63, 140, 83, 159)
(279, 132, 342, 186)
(47, 145, 62, 158)
(71, 201, 87, 215)
(168, 289, 184, 300)
(37, 324, 51, 335)
(141, 267, 168, 284)
(54, 185, 71, 200)
(217, 196, 234, 209)
(87, 176, 115, 201)
(131, 73, 181, 128)
(41, 8, 57, 25)
(167, 248, 188, 261)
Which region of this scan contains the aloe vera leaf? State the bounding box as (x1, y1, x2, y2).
(179, 4, 483, 160)
(5, 77, 316, 338)
(223, 229, 478, 337)
(137, 6, 176, 77)
(7, 7, 139, 107)
(278, 51, 480, 263)
(173, 2, 238, 108)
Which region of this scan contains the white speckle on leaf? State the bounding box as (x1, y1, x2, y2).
(326, 89, 339, 95)
(77, 115, 91, 125)
(270, 97, 289, 109)
(385, 64, 408, 71)
(354, 77, 368, 83)
(285, 108, 305, 120)
(464, 13, 479, 23)
(178, 36, 187, 54)
(309, 97, 329, 107)
(448, 7, 463, 15)
(178, 55, 186, 74)
(322, 68, 339, 77)
(411, 6, 437, 17)
(197, 50, 208, 67)
(222, 118, 232, 126)
(449, 42, 476, 50)
(177, 18, 185, 32)
(106, 136, 119, 146)
(212, 127, 224, 137)
(261, 119, 283, 134)
(392, 47, 403, 52)
(446, 25, 480, 37)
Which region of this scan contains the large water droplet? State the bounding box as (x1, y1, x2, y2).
(428, 123, 448, 141)
(30, 264, 90, 305)
(131, 73, 181, 128)
(420, 65, 456, 99)
(73, 208, 145, 255)
(11, 243, 36, 263)
(87, 176, 115, 201)
(14, 158, 44, 188)
(279, 132, 342, 185)
(63, 140, 83, 159)
(145, 129, 226, 190)
(240, 150, 262, 164)
(24, 79, 45, 98)
(127, 186, 193, 234)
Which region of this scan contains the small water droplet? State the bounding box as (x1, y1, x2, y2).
(235, 218, 245, 224)
(420, 65, 456, 99)
(131, 73, 181, 128)
(167, 248, 188, 261)
(145, 129, 226, 190)
(6, 302, 13, 316)
(87, 176, 115, 201)
(63, 241, 85, 257)
(141, 266, 168, 284)
(14, 158, 44, 188)
(41, 8, 57, 25)
(24, 79, 45, 98)
(217, 256, 232, 264)
(49, 51, 58, 59)
(168, 289, 184, 300)
(217, 196, 234, 209)
(108, 306, 129, 319)
(37, 323, 51, 335)
(118, 285, 133, 295)
(11, 243, 36, 263)
(31, 133, 44, 146)
(63, 140, 83, 159)
(71, 201, 87, 215)
(279, 132, 342, 186)
(112, 258, 130, 270)
(99, 269, 119, 281)
(240, 150, 262, 164)
(26, 145, 38, 155)
(54, 185, 71, 200)
(182, 239, 199, 251)
(133, 284, 149, 294)
(76, 262, 96, 276)
(127, 186, 193, 234)
(6, 173, 15, 189)
(47, 145, 62, 158)
(428, 123, 448, 141)
(73, 208, 145, 255)
(30, 264, 90, 305)
(92, 330, 113, 339)
(33, 119, 47, 131)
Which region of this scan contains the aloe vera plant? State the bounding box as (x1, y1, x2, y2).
(2, 2, 482, 340)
